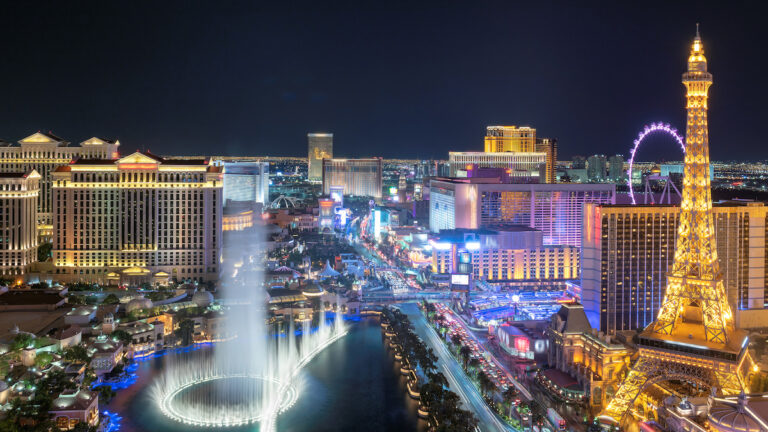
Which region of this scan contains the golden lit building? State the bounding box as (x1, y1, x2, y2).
(0, 170, 40, 276)
(484, 126, 536, 152)
(548, 303, 631, 410)
(535, 138, 558, 184)
(222, 209, 255, 231)
(0, 132, 119, 237)
(51, 152, 222, 284)
(307, 133, 333, 182)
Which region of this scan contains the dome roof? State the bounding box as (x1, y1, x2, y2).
(709, 402, 762, 432)
(125, 297, 153, 313)
(301, 283, 324, 297)
(192, 290, 214, 308)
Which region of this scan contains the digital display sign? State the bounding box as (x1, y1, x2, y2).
(451, 274, 469, 285)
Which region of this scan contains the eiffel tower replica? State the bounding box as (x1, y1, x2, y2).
(600, 27, 756, 424)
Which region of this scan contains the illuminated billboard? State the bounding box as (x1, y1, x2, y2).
(451, 274, 469, 286)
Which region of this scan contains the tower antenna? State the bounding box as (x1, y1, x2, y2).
(696, 22, 700, 38)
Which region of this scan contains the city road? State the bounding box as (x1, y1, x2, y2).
(398, 303, 513, 432)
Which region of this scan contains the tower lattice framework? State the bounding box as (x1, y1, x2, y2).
(600, 28, 753, 424)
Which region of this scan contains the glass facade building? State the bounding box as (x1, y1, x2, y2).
(429, 178, 615, 248)
(322, 158, 382, 199)
(221, 162, 269, 204)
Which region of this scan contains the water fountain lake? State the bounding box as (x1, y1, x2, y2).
(108, 317, 421, 432)
(149, 226, 346, 431)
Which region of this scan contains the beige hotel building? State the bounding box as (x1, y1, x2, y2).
(0, 132, 120, 237)
(52, 152, 223, 285)
(0, 170, 41, 277)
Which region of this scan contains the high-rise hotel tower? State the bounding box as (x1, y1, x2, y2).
(0, 132, 119, 235)
(307, 133, 333, 182)
(0, 170, 40, 276)
(52, 152, 222, 284)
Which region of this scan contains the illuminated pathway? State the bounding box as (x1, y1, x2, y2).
(398, 303, 513, 432)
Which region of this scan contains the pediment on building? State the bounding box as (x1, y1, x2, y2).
(20, 131, 64, 144)
(117, 152, 161, 166)
(81, 137, 119, 146)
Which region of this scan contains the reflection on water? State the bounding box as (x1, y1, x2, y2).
(108, 318, 422, 432)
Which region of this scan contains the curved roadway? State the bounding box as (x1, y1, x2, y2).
(398, 303, 512, 432)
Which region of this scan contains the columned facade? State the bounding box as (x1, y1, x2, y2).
(0, 171, 40, 276)
(52, 152, 222, 284)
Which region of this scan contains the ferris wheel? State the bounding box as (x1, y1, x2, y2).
(627, 122, 686, 204)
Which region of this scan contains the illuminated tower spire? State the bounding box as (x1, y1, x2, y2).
(600, 30, 752, 425)
(652, 27, 734, 343)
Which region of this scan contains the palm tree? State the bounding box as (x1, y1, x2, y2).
(502, 386, 519, 418)
(176, 319, 195, 346)
(459, 345, 471, 369)
(450, 333, 461, 348)
(477, 370, 495, 397)
(468, 357, 480, 373)
(428, 372, 449, 389)
(529, 399, 544, 426)
(435, 314, 446, 331)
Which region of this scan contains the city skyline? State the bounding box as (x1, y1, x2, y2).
(3, 14, 768, 431)
(1, 1, 767, 161)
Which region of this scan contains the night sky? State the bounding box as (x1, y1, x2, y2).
(1, 1, 766, 160)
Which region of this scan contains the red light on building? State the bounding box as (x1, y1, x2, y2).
(514, 337, 529, 353)
(118, 163, 157, 170)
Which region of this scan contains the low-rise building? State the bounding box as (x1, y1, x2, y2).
(0, 290, 66, 311)
(496, 324, 548, 361)
(119, 320, 164, 358)
(203, 310, 226, 341)
(50, 327, 82, 350)
(64, 306, 98, 326)
(50, 389, 99, 431)
(87, 337, 124, 375)
(265, 207, 318, 231)
(547, 303, 631, 410)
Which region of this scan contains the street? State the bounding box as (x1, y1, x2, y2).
(398, 302, 513, 432)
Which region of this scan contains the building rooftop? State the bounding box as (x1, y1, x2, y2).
(0, 172, 30, 178)
(541, 368, 582, 391)
(0, 291, 65, 306)
(65, 305, 98, 317)
(50, 389, 97, 412)
(553, 303, 592, 334)
(119, 320, 154, 335)
(88, 339, 122, 355)
(266, 288, 306, 304)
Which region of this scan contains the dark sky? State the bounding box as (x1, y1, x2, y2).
(1, 1, 766, 160)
